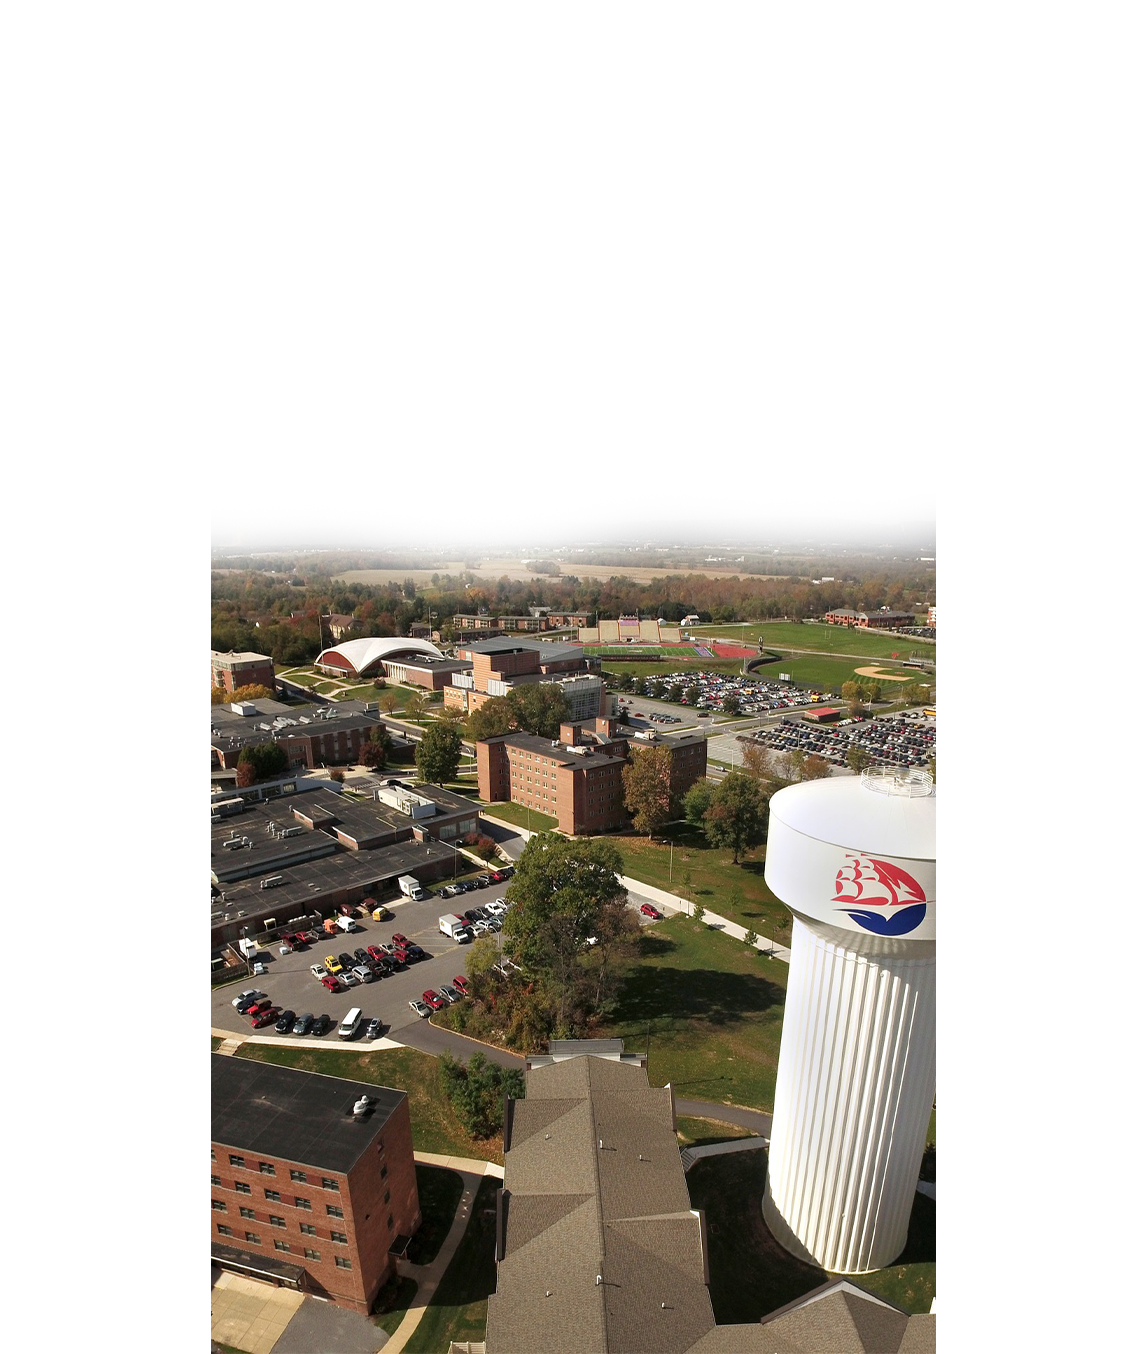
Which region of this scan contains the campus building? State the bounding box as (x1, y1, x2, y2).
(824, 608, 918, 629)
(313, 637, 468, 690)
(444, 638, 606, 721)
(210, 782, 459, 948)
(475, 719, 706, 837)
(211, 1055, 420, 1314)
(486, 1041, 935, 1354)
(210, 698, 396, 773)
(211, 650, 277, 693)
(452, 608, 591, 640)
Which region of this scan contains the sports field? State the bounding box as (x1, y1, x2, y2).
(692, 621, 932, 661)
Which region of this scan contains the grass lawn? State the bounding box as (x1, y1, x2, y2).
(603, 658, 747, 680)
(675, 1116, 761, 1147)
(600, 916, 790, 1112)
(686, 1150, 935, 1319)
(692, 621, 931, 661)
(404, 1176, 500, 1354)
(372, 1275, 420, 1336)
(406, 1165, 465, 1265)
(233, 1044, 505, 1163)
(609, 823, 791, 937)
(479, 801, 559, 834)
(211, 1037, 222, 1051)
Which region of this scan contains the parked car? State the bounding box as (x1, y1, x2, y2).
(364, 1017, 384, 1041)
(310, 964, 327, 980)
(338, 952, 356, 970)
(340, 970, 359, 988)
(421, 990, 445, 1011)
(320, 974, 341, 993)
(639, 904, 663, 919)
(408, 999, 431, 1019)
(438, 985, 461, 1004)
(391, 933, 408, 947)
(292, 1012, 314, 1036)
(351, 965, 375, 984)
(354, 948, 371, 965)
(324, 955, 343, 974)
(245, 998, 273, 1015)
(310, 1013, 331, 1036)
(452, 975, 469, 996)
(231, 988, 263, 1008)
(406, 943, 428, 961)
(250, 1008, 278, 1029)
(366, 945, 387, 963)
(475, 875, 490, 888)
(275, 1009, 296, 1034)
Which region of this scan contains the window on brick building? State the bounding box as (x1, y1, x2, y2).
(211, 1149, 216, 1161)
(217, 1225, 232, 1236)
(300, 1224, 317, 1236)
(304, 1248, 320, 1261)
(235, 1182, 251, 1195)
(245, 1233, 260, 1245)
(335, 1257, 352, 1270)
(331, 1232, 348, 1245)
(295, 1198, 311, 1210)
(212, 1200, 227, 1212)
(229, 1155, 244, 1168)
(387, 1214, 394, 1231)
(211, 1175, 221, 1186)
(322, 1178, 338, 1191)
(270, 1216, 285, 1229)
(259, 1163, 276, 1176)
(274, 1241, 290, 1253)
(383, 1189, 390, 1204)
(380, 1164, 388, 1181)
(264, 1190, 281, 1202)
(326, 1205, 343, 1218)
(290, 1170, 307, 1183)
(240, 1208, 255, 1220)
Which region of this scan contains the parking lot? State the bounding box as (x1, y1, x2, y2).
(751, 710, 936, 770)
(211, 871, 665, 1045)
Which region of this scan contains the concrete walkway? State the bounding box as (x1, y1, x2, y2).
(381, 1152, 503, 1354)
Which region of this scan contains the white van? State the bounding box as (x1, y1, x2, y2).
(338, 1007, 363, 1039)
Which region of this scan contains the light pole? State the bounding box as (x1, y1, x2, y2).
(668, 839, 674, 887)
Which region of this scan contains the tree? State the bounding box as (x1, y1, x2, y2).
(439, 1053, 525, 1139)
(508, 683, 569, 739)
(467, 695, 518, 741)
(668, 682, 684, 703)
(841, 680, 861, 703)
(361, 727, 392, 770)
(722, 692, 741, 714)
(621, 745, 676, 838)
(237, 741, 288, 782)
(802, 754, 832, 780)
(502, 836, 628, 1031)
(684, 682, 701, 705)
(406, 693, 429, 724)
(415, 723, 462, 785)
(846, 746, 873, 775)
(700, 770, 767, 864)
(682, 777, 714, 828)
(381, 694, 398, 715)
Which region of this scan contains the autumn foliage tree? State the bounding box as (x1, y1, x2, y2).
(621, 745, 676, 838)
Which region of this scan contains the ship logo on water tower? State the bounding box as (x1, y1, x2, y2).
(833, 854, 928, 935)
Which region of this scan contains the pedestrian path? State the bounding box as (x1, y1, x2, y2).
(616, 874, 792, 962)
(381, 1152, 502, 1354)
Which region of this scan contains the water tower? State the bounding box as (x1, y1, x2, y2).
(762, 768, 935, 1274)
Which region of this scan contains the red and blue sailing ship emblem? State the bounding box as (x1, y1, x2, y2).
(833, 854, 928, 935)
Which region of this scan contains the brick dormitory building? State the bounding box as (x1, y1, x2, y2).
(212, 1055, 420, 1313)
(445, 636, 606, 722)
(476, 716, 707, 836)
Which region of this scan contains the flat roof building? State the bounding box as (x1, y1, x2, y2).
(211, 1055, 420, 1314)
(211, 650, 277, 693)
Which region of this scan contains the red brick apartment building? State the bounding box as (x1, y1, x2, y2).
(211, 1055, 420, 1314)
(211, 650, 277, 693)
(824, 608, 917, 629)
(444, 638, 605, 722)
(476, 718, 707, 836)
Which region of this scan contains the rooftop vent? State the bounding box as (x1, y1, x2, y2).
(352, 1095, 373, 1117)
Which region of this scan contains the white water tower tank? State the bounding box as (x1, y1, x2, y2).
(763, 768, 935, 1274)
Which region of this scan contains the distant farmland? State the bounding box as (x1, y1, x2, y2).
(335, 558, 794, 586)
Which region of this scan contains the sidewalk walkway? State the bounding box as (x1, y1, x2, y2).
(381, 1152, 503, 1354)
(617, 873, 792, 963)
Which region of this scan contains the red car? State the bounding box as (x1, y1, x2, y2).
(452, 975, 469, 996)
(292, 931, 310, 947)
(639, 904, 662, 920)
(421, 990, 445, 1011)
(367, 945, 387, 962)
(250, 1007, 279, 1028)
(391, 933, 408, 947)
(320, 974, 341, 993)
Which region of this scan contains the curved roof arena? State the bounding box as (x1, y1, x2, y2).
(315, 636, 446, 676)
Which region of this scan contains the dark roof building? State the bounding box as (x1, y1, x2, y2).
(487, 1045, 936, 1354)
(211, 1055, 420, 1315)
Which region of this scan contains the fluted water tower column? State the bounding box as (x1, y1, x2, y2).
(762, 768, 935, 1274)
